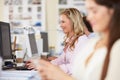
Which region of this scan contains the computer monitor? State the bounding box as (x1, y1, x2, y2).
(0, 22, 12, 59)
(40, 32, 49, 52)
(25, 33, 39, 58)
(28, 33, 38, 55)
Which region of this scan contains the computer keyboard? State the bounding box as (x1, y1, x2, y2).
(15, 66, 32, 70)
(2, 65, 31, 70)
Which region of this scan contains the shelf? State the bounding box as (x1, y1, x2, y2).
(3, 0, 46, 31)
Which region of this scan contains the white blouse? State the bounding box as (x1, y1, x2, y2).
(72, 37, 120, 80)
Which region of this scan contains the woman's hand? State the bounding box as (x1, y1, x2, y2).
(37, 59, 74, 80)
(25, 60, 36, 70)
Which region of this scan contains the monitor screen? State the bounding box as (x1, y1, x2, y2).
(28, 33, 38, 54)
(0, 22, 12, 59)
(40, 32, 49, 52)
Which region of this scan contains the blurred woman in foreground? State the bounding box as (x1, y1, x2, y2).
(34, 0, 120, 80)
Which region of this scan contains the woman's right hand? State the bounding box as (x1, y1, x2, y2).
(37, 59, 74, 80)
(25, 60, 36, 70)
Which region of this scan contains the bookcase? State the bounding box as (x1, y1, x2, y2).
(3, 0, 46, 31)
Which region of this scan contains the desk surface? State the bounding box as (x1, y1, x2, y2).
(0, 70, 41, 80)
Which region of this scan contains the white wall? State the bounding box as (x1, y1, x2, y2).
(0, 0, 4, 21)
(46, 0, 58, 51)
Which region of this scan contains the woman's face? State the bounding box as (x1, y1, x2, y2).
(86, 0, 114, 33)
(60, 14, 73, 34)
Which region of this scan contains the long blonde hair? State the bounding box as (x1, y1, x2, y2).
(60, 8, 86, 50)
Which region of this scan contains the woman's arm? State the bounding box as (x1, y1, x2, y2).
(51, 52, 65, 65)
(38, 59, 74, 80)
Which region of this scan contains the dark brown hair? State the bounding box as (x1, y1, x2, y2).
(94, 0, 120, 80)
(83, 16, 93, 32)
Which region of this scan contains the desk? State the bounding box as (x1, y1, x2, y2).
(0, 70, 41, 80)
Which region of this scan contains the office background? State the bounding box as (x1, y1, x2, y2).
(0, 0, 85, 55)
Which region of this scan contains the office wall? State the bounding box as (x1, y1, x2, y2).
(0, 0, 4, 21)
(46, 0, 58, 51)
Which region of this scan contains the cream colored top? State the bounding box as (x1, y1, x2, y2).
(72, 37, 120, 80)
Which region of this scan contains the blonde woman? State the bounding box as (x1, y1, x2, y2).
(50, 8, 88, 75)
(26, 8, 89, 74)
